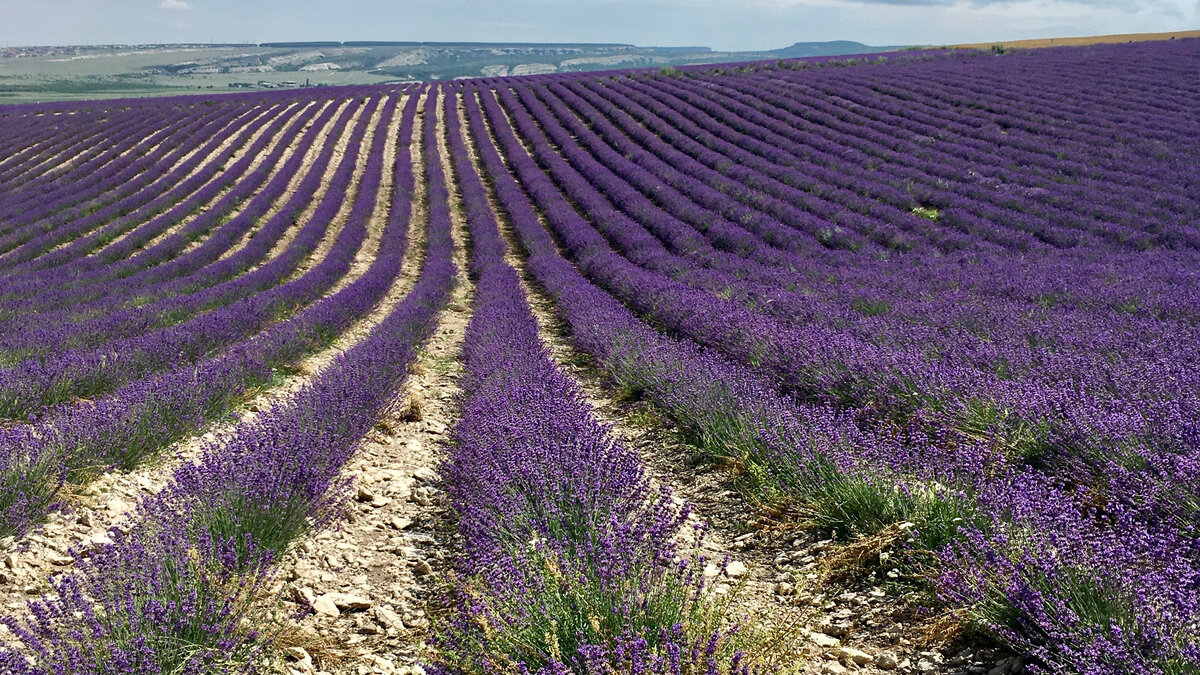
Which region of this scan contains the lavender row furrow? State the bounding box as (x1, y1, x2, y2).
(0, 91, 355, 256)
(0, 107, 131, 190)
(2, 102, 293, 283)
(515, 74, 1200, 463)
(708, 71, 1199, 243)
(466, 42, 1200, 672)
(0, 86, 455, 675)
(0, 93, 389, 420)
(0, 89, 414, 547)
(0, 102, 326, 360)
(0, 39, 1192, 675)
(0, 95, 357, 329)
(435, 85, 751, 674)
(0, 104, 215, 243)
(0, 104, 182, 208)
(0, 106, 245, 264)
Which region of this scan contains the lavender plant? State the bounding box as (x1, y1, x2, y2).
(436, 86, 763, 674)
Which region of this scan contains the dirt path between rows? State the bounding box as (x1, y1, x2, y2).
(32, 104, 218, 181)
(466, 84, 806, 635)
(268, 88, 469, 675)
(204, 98, 347, 266)
(265, 97, 382, 286)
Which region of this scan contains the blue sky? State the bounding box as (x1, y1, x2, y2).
(1, 0, 1196, 50)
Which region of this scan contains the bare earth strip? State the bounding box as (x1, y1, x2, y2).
(207, 98, 349, 266)
(0, 133, 54, 173)
(91, 101, 306, 257)
(0, 97, 374, 592)
(279, 96, 392, 302)
(130, 105, 269, 180)
(32, 104, 254, 202)
(18, 113, 172, 182)
(142, 95, 375, 305)
(460, 86, 814, 656)
(260, 98, 371, 272)
(4, 99, 341, 341)
(35, 103, 291, 261)
(267, 89, 469, 675)
(7, 100, 235, 186)
(2, 107, 266, 274)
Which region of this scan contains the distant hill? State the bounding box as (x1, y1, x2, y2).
(763, 41, 902, 57)
(0, 39, 905, 103)
(6, 31, 1195, 105)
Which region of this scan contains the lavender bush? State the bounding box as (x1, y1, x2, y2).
(437, 86, 763, 675)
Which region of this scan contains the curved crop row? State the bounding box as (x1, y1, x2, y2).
(0, 93, 390, 421)
(500, 70, 1200, 476)
(0, 90, 412, 543)
(0, 39, 1192, 675)
(0, 96, 356, 329)
(436, 85, 757, 675)
(458, 40, 1200, 675)
(0, 88, 455, 675)
(0, 99, 363, 365)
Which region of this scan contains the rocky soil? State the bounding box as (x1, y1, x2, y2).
(267, 90, 469, 675)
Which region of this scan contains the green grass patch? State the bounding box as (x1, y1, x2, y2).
(851, 297, 890, 317)
(1113, 297, 1141, 314)
(912, 205, 940, 221)
(421, 351, 459, 374)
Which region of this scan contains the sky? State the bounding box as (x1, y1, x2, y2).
(0, 0, 1196, 51)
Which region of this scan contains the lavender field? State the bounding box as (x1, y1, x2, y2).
(0, 38, 1196, 675)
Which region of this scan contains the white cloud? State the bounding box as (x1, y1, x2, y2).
(160, 0, 191, 9)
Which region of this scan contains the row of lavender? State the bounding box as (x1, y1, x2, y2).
(0, 86, 409, 543)
(1, 78, 752, 675)
(0, 97, 341, 317)
(0, 88, 455, 672)
(0, 99, 359, 361)
(0, 87, 375, 293)
(0, 80, 757, 675)
(461, 41, 1199, 674)
(0, 96, 382, 418)
(438, 86, 759, 674)
(0, 101, 313, 311)
(0, 99, 272, 266)
(491, 49, 1200, 470)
